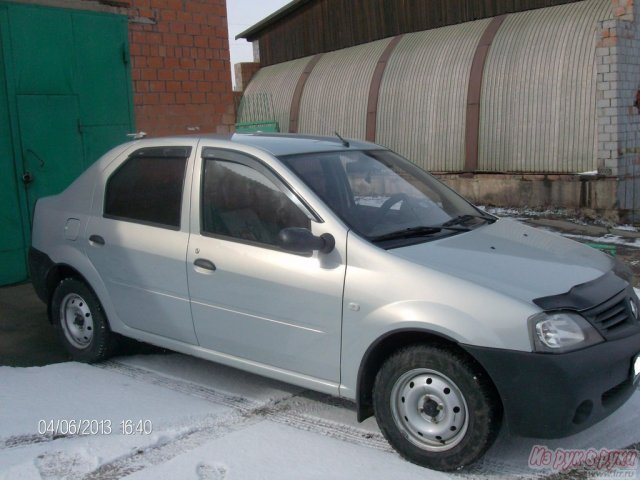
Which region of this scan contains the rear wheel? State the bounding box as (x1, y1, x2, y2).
(373, 345, 501, 471)
(51, 278, 117, 363)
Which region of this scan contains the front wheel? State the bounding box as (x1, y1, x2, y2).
(373, 345, 501, 471)
(51, 278, 117, 363)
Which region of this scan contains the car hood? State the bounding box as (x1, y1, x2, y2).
(389, 219, 614, 304)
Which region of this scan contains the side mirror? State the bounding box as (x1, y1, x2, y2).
(278, 228, 335, 255)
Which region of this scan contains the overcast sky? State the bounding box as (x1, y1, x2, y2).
(227, 0, 290, 84)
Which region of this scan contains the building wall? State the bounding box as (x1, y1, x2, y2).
(244, 0, 613, 174)
(7, 0, 235, 135)
(297, 39, 390, 139)
(234, 62, 261, 92)
(478, 0, 611, 173)
(127, 0, 234, 135)
(239, 56, 309, 131)
(377, 20, 490, 173)
(594, 1, 640, 220)
(244, 0, 585, 67)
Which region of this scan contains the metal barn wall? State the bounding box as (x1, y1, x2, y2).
(478, 0, 613, 173)
(376, 20, 491, 172)
(243, 0, 614, 174)
(298, 39, 391, 138)
(240, 56, 310, 133)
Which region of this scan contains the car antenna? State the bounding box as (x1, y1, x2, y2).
(334, 131, 350, 148)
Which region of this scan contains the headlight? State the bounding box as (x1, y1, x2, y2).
(528, 312, 604, 353)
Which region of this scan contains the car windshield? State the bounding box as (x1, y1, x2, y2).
(280, 149, 493, 245)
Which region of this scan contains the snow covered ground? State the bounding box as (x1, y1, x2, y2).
(1, 351, 639, 479)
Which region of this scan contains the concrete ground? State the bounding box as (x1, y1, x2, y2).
(2, 216, 640, 368)
(0, 282, 70, 367)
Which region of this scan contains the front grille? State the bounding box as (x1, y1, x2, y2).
(583, 289, 638, 338)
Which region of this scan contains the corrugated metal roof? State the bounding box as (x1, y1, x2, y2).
(241, 0, 613, 174)
(297, 38, 392, 138)
(241, 56, 311, 132)
(376, 19, 491, 172)
(478, 0, 612, 173)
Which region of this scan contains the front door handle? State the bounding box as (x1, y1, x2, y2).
(194, 258, 216, 271)
(89, 235, 105, 246)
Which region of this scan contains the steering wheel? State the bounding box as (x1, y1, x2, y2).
(375, 193, 412, 223)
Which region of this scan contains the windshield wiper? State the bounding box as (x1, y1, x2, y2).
(441, 214, 495, 227)
(371, 225, 468, 243)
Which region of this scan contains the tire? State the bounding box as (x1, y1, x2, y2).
(373, 344, 501, 471)
(50, 278, 117, 363)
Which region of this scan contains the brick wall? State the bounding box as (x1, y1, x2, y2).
(596, 0, 638, 176)
(127, 0, 235, 135)
(596, 0, 640, 219)
(234, 62, 261, 91)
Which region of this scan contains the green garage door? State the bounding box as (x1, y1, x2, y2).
(0, 6, 26, 285)
(0, 3, 134, 285)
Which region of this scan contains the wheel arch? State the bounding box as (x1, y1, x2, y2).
(45, 264, 96, 321)
(355, 328, 502, 422)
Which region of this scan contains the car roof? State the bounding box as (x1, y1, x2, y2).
(228, 133, 385, 156)
(129, 132, 386, 157)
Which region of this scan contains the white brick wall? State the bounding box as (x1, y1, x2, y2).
(596, 1, 640, 216)
(596, 4, 640, 179)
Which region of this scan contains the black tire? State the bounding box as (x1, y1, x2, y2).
(373, 344, 501, 471)
(50, 278, 117, 363)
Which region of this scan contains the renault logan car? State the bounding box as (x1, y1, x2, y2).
(30, 133, 640, 471)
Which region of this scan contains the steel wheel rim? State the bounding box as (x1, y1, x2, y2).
(60, 293, 94, 349)
(390, 368, 469, 451)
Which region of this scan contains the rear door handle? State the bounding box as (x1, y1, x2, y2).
(89, 235, 105, 246)
(194, 258, 216, 271)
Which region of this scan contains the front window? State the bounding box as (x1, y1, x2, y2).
(201, 158, 311, 248)
(281, 150, 493, 246)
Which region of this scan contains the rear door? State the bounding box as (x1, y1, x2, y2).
(186, 147, 347, 384)
(85, 142, 197, 344)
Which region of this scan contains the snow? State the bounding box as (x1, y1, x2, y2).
(558, 232, 640, 248)
(1, 353, 639, 479)
(617, 224, 640, 233)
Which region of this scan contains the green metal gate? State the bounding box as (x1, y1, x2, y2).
(0, 2, 134, 285)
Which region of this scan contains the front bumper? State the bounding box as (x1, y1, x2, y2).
(463, 331, 640, 438)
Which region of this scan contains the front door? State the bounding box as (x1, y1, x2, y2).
(187, 148, 346, 383)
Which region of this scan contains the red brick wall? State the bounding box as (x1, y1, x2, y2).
(126, 0, 235, 135)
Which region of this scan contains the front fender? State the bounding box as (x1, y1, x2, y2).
(340, 291, 538, 401)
